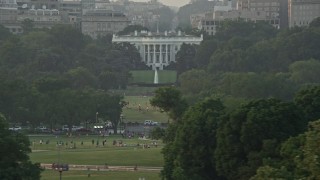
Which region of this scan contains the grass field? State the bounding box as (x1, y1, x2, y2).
(41, 170, 161, 180)
(122, 96, 168, 123)
(130, 70, 177, 84)
(30, 135, 163, 179)
(29, 135, 163, 167)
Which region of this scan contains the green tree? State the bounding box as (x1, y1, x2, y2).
(21, 19, 34, 34)
(117, 25, 148, 35)
(193, 39, 218, 68)
(175, 43, 197, 75)
(0, 113, 42, 179)
(0, 24, 11, 42)
(150, 87, 188, 122)
(168, 98, 225, 180)
(309, 17, 320, 28)
(289, 59, 320, 84)
(178, 69, 210, 95)
(66, 67, 97, 89)
(92, 91, 124, 134)
(215, 99, 306, 180)
(294, 86, 320, 122)
(252, 120, 320, 180)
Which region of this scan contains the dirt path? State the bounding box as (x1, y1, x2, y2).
(41, 163, 162, 172)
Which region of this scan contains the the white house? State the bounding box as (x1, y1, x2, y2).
(112, 30, 203, 70)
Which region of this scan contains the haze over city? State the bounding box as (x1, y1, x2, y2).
(132, 0, 190, 7)
(1, 0, 320, 179)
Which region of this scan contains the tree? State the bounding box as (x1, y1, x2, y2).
(0, 113, 42, 179)
(117, 25, 148, 35)
(150, 87, 188, 122)
(94, 91, 124, 134)
(309, 17, 320, 28)
(175, 43, 197, 75)
(289, 59, 320, 84)
(215, 99, 306, 180)
(193, 39, 218, 68)
(252, 120, 320, 180)
(166, 98, 225, 180)
(294, 86, 320, 122)
(66, 67, 97, 89)
(0, 24, 11, 42)
(21, 19, 34, 34)
(178, 69, 210, 95)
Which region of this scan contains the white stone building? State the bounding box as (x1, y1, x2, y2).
(288, 0, 320, 28)
(112, 31, 203, 70)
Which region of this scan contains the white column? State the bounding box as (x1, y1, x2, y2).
(165, 44, 168, 64)
(142, 44, 145, 62)
(153, 44, 156, 63)
(172, 44, 175, 62)
(160, 44, 162, 64)
(147, 44, 150, 64)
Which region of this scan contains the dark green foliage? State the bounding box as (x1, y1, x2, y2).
(294, 86, 320, 122)
(0, 25, 12, 42)
(215, 99, 306, 180)
(21, 19, 34, 34)
(118, 25, 148, 35)
(0, 114, 42, 179)
(150, 87, 188, 122)
(309, 17, 320, 28)
(175, 44, 197, 75)
(252, 120, 320, 179)
(161, 98, 225, 180)
(150, 127, 165, 140)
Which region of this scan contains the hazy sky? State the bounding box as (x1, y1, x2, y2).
(132, 0, 190, 7)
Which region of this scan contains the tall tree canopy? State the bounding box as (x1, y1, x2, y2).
(0, 114, 42, 179)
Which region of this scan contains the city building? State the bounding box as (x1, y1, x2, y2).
(0, 0, 20, 33)
(81, 9, 129, 39)
(197, 0, 281, 35)
(288, 0, 320, 28)
(112, 31, 203, 70)
(17, 8, 64, 29)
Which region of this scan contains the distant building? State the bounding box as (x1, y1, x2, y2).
(112, 31, 203, 70)
(288, 0, 320, 28)
(17, 8, 64, 29)
(236, 0, 280, 23)
(0, 0, 20, 33)
(201, 9, 279, 35)
(197, 0, 280, 35)
(81, 9, 129, 39)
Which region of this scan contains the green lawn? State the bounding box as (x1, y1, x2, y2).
(30, 135, 164, 179)
(122, 96, 168, 123)
(129, 70, 177, 84)
(41, 170, 161, 180)
(158, 70, 177, 84)
(29, 135, 164, 167)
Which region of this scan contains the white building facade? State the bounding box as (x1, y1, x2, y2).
(289, 0, 320, 28)
(112, 31, 203, 70)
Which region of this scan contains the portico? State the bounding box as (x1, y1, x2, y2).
(112, 31, 203, 70)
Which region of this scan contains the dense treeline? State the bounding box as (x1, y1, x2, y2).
(0, 24, 144, 130)
(176, 18, 320, 103)
(152, 85, 320, 180)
